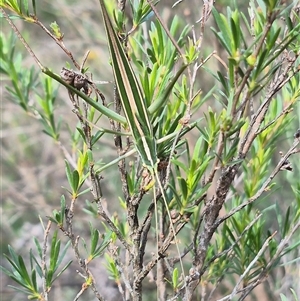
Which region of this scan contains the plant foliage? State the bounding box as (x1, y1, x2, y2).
(1, 0, 300, 300)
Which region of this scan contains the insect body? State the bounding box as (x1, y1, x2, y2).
(60, 67, 91, 95)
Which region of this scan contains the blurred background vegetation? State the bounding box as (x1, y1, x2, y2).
(1, 0, 299, 300)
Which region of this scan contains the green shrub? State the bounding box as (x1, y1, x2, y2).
(1, 0, 299, 300)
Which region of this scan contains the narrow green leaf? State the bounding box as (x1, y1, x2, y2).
(47, 216, 59, 224)
(90, 227, 99, 255)
(60, 195, 66, 224)
(23, 0, 29, 16)
(217, 71, 229, 95)
(0, 254, 13, 277)
(72, 170, 79, 193)
(253, 49, 268, 78)
(51, 241, 61, 272)
(98, 0, 157, 168)
(148, 64, 187, 115)
(94, 232, 111, 258)
(77, 186, 90, 197)
(91, 130, 104, 146)
(64, 160, 73, 192)
(210, 28, 231, 55)
(179, 177, 188, 201)
(82, 237, 88, 254)
(33, 238, 42, 259)
(172, 267, 179, 289)
(17, 255, 31, 285)
(76, 127, 87, 144)
(230, 18, 238, 51)
(51, 260, 72, 284)
(211, 7, 231, 53)
(7, 284, 31, 294)
(8, 245, 20, 267)
(169, 183, 183, 208)
(9, 0, 21, 14)
(50, 231, 58, 269)
(47, 269, 54, 287)
(31, 269, 37, 292)
(32, 0, 36, 15)
(280, 293, 288, 301)
(55, 240, 71, 269)
(192, 136, 204, 163)
(28, 293, 41, 300)
(290, 289, 299, 301)
(267, 27, 281, 51)
(283, 207, 290, 236)
(29, 250, 42, 278)
(172, 158, 189, 174)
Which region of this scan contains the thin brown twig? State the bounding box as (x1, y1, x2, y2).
(63, 199, 106, 301)
(80, 50, 90, 72)
(41, 220, 52, 301)
(146, 0, 185, 60)
(113, 87, 129, 201)
(255, 106, 294, 137)
(142, 0, 191, 98)
(205, 131, 225, 185)
(183, 71, 298, 295)
(235, 219, 300, 300)
(76, 238, 105, 301)
(216, 218, 300, 301)
(231, 11, 278, 117)
(203, 213, 263, 272)
(1, 8, 44, 69)
(217, 232, 277, 301)
(73, 283, 89, 301)
(136, 206, 197, 288)
(195, 0, 215, 44)
(217, 138, 299, 226)
(188, 1, 215, 103)
(239, 55, 298, 157)
(109, 245, 132, 300)
(188, 51, 215, 108)
(88, 162, 132, 255)
(32, 17, 81, 69)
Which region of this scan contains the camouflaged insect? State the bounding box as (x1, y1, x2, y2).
(60, 67, 91, 94)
